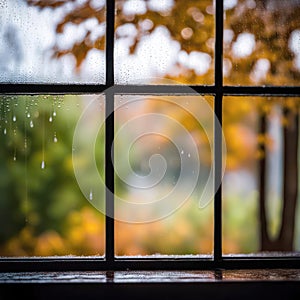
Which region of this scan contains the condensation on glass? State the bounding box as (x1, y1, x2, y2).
(223, 96, 300, 255)
(114, 95, 214, 256)
(114, 0, 215, 85)
(224, 0, 300, 86)
(0, 95, 105, 256)
(0, 0, 106, 83)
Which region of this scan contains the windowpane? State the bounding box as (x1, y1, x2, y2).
(0, 0, 105, 84)
(115, 0, 215, 85)
(114, 95, 214, 256)
(0, 95, 105, 256)
(224, 0, 300, 86)
(223, 96, 300, 255)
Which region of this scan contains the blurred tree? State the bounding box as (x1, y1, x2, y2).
(227, 0, 300, 251)
(0, 96, 105, 255)
(24, 0, 300, 252)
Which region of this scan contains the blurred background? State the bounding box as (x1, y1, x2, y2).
(0, 0, 300, 256)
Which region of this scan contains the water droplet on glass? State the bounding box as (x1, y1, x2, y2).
(89, 190, 93, 201)
(53, 132, 58, 143)
(49, 116, 53, 122)
(3, 128, 6, 135)
(188, 153, 191, 158)
(30, 120, 34, 128)
(41, 160, 45, 169)
(13, 115, 16, 122)
(181, 150, 184, 155)
(53, 111, 56, 117)
(27, 113, 30, 118)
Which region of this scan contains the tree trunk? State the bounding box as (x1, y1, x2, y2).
(278, 108, 299, 251)
(259, 107, 299, 252)
(259, 114, 271, 250)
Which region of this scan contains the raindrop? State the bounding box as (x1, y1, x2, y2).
(13, 155, 16, 161)
(53, 132, 58, 143)
(89, 190, 93, 201)
(181, 150, 184, 155)
(13, 115, 16, 122)
(41, 160, 45, 169)
(49, 116, 53, 122)
(53, 111, 56, 117)
(188, 153, 191, 158)
(3, 128, 6, 135)
(27, 113, 30, 118)
(30, 120, 34, 128)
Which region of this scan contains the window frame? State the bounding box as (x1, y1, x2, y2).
(0, 0, 300, 272)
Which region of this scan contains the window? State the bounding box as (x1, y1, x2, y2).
(0, 0, 300, 271)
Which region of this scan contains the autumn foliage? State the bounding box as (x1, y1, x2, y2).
(0, 0, 299, 256)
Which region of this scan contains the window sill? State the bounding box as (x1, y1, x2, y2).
(0, 269, 299, 299)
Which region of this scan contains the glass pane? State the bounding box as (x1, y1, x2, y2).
(223, 96, 300, 255)
(0, 0, 105, 83)
(0, 95, 105, 256)
(115, 0, 215, 85)
(224, 0, 300, 86)
(114, 95, 214, 256)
